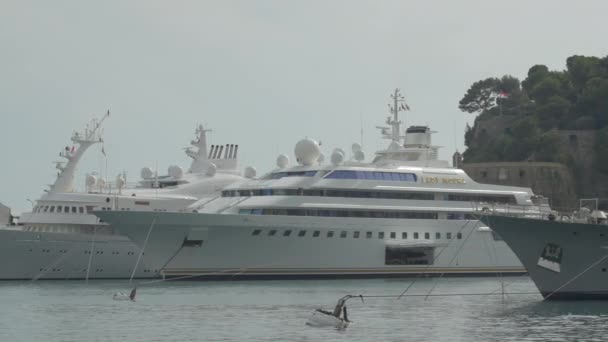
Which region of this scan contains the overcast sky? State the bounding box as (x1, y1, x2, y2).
(2, 0, 607, 213)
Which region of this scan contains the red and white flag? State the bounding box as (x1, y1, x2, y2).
(497, 91, 509, 98)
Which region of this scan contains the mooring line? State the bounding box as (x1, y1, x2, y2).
(129, 216, 157, 284)
(544, 254, 608, 300)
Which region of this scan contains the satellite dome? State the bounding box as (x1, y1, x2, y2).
(85, 174, 97, 188)
(244, 166, 257, 179)
(97, 178, 107, 189)
(354, 150, 365, 161)
(333, 148, 346, 156)
(206, 162, 217, 177)
(140, 167, 154, 180)
(168, 165, 184, 179)
(351, 143, 362, 153)
(331, 150, 345, 166)
(276, 154, 289, 169)
(294, 138, 321, 166)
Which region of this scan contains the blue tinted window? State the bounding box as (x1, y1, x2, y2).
(326, 170, 417, 182)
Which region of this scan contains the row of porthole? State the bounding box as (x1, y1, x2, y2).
(28, 249, 138, 255)
(251, 229, 463, 240)
(30, 249, 66, 253)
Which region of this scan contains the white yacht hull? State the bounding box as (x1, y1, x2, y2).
(0, 227, 158, 280)
(95, 211, 525, 279)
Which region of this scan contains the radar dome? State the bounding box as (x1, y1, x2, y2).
(351, 143, 362, 153)
(97, 178, 106, 189)
(331, 150, 345, 166)
(85, 174, 97, 188)
(206, 162, 217, 177)
(140, 167, 154, 180)
(276, 154, 289, 168)
(244, 166, 257, 179)
(333, 148, 346, 156)
(354, 150, 365, 161)
(168, 165, 184, 179)
(294, 138, 321, 166)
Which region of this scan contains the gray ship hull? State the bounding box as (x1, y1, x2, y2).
(481, 215, 608, 300)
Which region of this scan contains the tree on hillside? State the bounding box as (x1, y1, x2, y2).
(522, 65, 549, 93)
(596, 127, 608, 173)
(458, 78, 500, 114)
(578, 77, 608, 128)
(567, 55, 606, 91)
(537, 95, 571, 129)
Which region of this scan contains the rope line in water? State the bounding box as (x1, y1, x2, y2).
(362, 292, 538, 298)
(423, 219, 479, 300)
(398, 219, 475, 299)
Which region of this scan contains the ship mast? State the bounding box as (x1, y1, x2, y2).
(187, 124, 212, 173)
(380, 89, 410, 143)
(50, 111, 110, 194)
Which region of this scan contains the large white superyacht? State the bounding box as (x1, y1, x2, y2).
(0, 113, 245, 279)
(96, 90, 551, 279)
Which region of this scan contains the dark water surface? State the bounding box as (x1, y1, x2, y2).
(1, 276, 607, 341)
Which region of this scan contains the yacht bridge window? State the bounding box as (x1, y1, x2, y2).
(325, 170, 417, 182)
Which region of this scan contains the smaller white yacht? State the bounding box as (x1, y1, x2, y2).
(95, 90, 551, 280)
(0, 113, 246, 280)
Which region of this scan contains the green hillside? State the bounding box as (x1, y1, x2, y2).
(460, 55, 608, 173)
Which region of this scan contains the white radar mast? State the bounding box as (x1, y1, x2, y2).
(50, 111, 110, 194)
(377, 88, 409, 144)
(186, 124, 212, 173)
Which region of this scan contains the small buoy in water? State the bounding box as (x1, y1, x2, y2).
(113, 286, 137, 301)
(306, 294, 364, 329)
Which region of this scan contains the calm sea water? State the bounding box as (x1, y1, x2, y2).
(1, 276, 607, 342)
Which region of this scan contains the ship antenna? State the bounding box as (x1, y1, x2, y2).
(389, 88, 409, 143)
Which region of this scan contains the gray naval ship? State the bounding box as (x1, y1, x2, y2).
(481, 204, 608, 300)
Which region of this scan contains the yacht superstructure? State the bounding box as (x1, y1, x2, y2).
(95, 90, 550, 279)
(0, 114, 244, 279)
